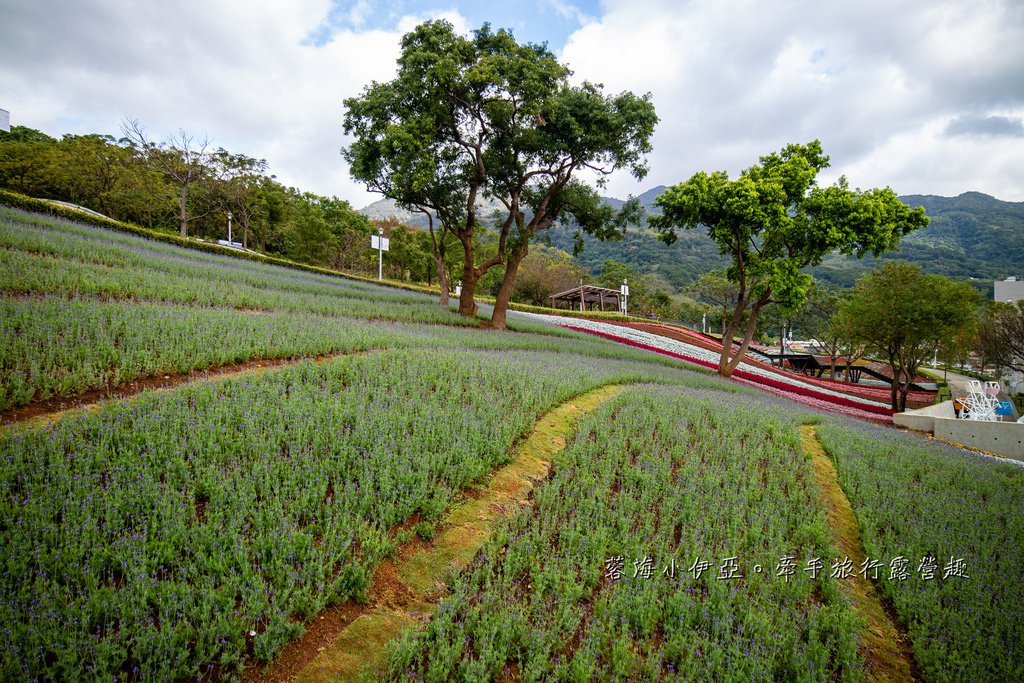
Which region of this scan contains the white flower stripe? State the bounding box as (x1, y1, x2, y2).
(522, 313, 892, 412)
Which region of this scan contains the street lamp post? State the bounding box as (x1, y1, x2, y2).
(377, 227, 384, 280)
(620, 279, 629, 317)
(227, 210, 233, 245)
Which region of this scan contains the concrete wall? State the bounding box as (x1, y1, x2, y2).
(892, 400, 955, 432)
(895, 401, 1024, 461)
(994, 279, 1024, 304)
(932, 417, 1024, 462)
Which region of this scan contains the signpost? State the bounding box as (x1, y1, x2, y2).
(620, 279, 629, 316)
(371, 228, 389, 280)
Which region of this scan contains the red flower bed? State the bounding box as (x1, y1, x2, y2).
(594, 319, 934, 408)
(565, 324, 894, 418)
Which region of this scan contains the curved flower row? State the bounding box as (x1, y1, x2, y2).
(606, 321, 933, 406)
(731, 376, 892, 423)
(522, 313, 894, 419)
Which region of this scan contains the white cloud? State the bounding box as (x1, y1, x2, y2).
(558, 0, 1024, 201)
(0, 0, 468, 207)
(541, 0, 596, 25)
(0, 0, 1021, 208)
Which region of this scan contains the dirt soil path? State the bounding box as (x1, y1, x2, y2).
(247, 384, 623, 683)
(800, 425, 919, 682)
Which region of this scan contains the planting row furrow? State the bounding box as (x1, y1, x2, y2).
(383, 386, 863, 681)
(816, 420, 1024, 682)
(0, 349, 692, 681)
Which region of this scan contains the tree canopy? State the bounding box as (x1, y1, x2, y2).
(343, 20, 657, 328)
(0, 125, 376, 273)
(650, 141, 929, 376)
(840, 261, 978, 411)
(975, 301, 1024, 376)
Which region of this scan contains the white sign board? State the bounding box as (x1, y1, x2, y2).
(370, 235, 390, 251)
(620, 284, 629, 296)
(0, 109, 9, 133)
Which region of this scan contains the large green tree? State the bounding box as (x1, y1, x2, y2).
(975, 301, 1024, 376)
(343, 20, 656, 329)
(841, 262, 978, 411)
(651, 141, 929, 377)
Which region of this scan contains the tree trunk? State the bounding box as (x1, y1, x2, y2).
(491, 245, 527, 331)
(718, 318, 741, 376)
(722, 299, 767, 377)
(459, 262, 479, 318)
(898, 367, 912, 413)
(435, 253, 449, 306)
(178, 185, 188, 238)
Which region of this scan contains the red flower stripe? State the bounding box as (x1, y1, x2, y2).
(594, 319, 932, 406)
(564, 324, 894, 417)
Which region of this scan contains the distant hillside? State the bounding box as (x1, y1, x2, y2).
(360, 189, 1024, 294)
(812, 192, 1024, 293)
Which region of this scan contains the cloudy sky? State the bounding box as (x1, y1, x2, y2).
(2, 0, 1022, 207)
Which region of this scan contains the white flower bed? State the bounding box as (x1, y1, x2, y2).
(521, 312, 891, 412)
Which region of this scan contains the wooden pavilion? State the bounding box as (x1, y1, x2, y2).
(548, 284, 623, 312)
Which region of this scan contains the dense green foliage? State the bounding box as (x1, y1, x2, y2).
(838, 262, 978, 411)
(817, 422, 1024, 682)
(651, 141, 928, 377)
(385, 387, 861, 680)
(550, 190, 1023, 296)
(0, 126, 384, 273)
(343, 19, 656, 328)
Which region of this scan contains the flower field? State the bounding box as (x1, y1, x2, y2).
(0, 349, 687, 680)
(518, 313, 910, 421)
(1, 206, 1022, 682)
(384, 386, 863, 680)
(816, 422, 1024, 682)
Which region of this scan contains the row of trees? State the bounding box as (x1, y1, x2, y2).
(0, 123, 387, 275)
(0, 119, 682, 309)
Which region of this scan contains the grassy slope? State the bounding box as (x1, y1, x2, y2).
(1, 208, 1022, 681)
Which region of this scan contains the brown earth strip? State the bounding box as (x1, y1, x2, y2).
(245, 384, 623, 683)
(800, 425, 920, 682)
(0, 348, 380, 428)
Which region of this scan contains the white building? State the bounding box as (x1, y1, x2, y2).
(994, 277, 1024, 304)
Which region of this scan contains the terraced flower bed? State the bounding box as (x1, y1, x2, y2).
(518, 313, 896, 420)
(383, 386, 863, 680)
(4, 209, 1021, 682)
(816, 421, 1024, 682)
(0, 349, 684, 680)
(595, 319, 935, 408)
